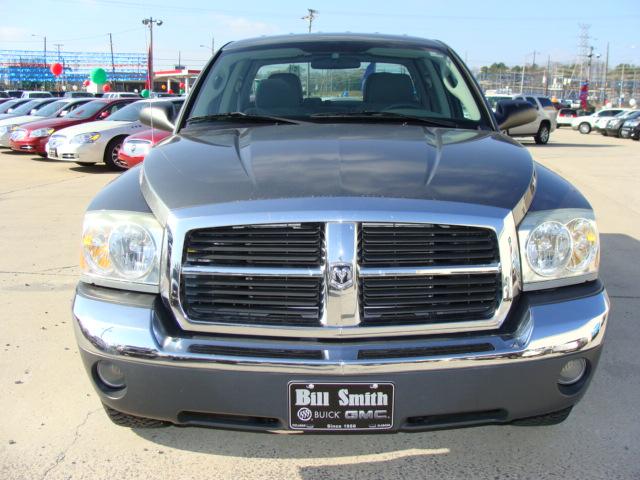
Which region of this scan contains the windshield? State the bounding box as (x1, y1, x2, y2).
(10, 100, 41, 115)
(66, 100, 106, 119)
(108, 101, 147, 121)
(0, 100, 24, 113)
(186, 43, 486, 129)
(33, 100, 67, 117)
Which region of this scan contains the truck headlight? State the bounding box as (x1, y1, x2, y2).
(81, 211, 163, 292)
(518, 209, 599, 290)
(71, 132, 101, 144)
(30, 127, 55, 138)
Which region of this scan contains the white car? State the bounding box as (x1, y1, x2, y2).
(47, 98, 183, 169)
(594, 109, 634, 134)
(572, 108, 627, 134)
(20, 91, 54, 98)
(485, 94, 557, 144)
(102, 92, 141, 99)
(0, 98, 91, 147)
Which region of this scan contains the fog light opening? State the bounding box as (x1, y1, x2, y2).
(558, 358, 587, 386)
(96, 361, 126, 389)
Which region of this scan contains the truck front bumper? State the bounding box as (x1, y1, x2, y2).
(73, 282, 609, 432)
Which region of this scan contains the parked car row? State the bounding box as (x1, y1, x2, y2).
(569, 107, 640, 140)
(485, 93, 558, 144)
(0, 97, 183, 169)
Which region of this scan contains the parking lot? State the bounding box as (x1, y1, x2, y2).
(0, 127, 638, 479)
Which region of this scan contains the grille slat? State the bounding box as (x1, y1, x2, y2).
(185, 223, 324, 267)
(359, 223, 499, 267)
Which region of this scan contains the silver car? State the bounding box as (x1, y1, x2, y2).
(47, 98, 183, 169)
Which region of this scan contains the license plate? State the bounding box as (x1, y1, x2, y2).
(288, 382, 394, 431)
(48, 148, 57, 157)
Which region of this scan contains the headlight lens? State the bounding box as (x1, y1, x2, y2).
(0, 126, 7, 134)
(30, 127, 55, 138)
(121, 139, 152, 157)
(525, 221, 572, 276)
(518, 209, 599, 290)
(81, 211, 163, 291)
(71, 132, 101, 144)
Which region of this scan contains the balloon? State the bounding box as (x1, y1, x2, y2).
(161, 84, 166, 90)
(82, 79, 90, 87)
(62, 85, 67, 91)
(50, 63, 63, 76)
(141, 89, 150, 98)
(179, 89, 185, 95)
(72, 85, 78, 91)
(90, 67, 107, 84)
(167, 89, 174, 94)
(102, 84, 112, 92)
(133, 89, 139, 93)
(179, 82, 185, 89)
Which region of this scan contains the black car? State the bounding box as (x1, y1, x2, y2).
(72, 33, 607, 433)
(603, 110, 640, 137)
(620, 113, 640, 139)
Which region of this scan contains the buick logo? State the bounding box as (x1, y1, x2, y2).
(329, 263, 353, 290)
(297, 408, 312, 422)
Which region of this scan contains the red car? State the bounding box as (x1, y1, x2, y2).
(117, 127, 171, 168)
(9, 98, 136, 156)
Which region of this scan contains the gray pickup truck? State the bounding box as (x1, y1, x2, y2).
(73, 34, 608, 433)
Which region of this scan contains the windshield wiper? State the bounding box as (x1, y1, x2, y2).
(186, 112, 304, 126)
(310, 111, 460, 128)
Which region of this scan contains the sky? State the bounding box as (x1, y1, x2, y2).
(1, 0, 639, 71)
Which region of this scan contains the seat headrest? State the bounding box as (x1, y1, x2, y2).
(268, 73, 303, 100)
(256, 78, 301, 109)
(363, 72, 415, 104)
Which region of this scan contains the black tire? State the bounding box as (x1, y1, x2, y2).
(578, 122, 591, 134)
(103, 404, 169, 428)
(534, 122, 550, 144)
(103, 136, 128, 171)
(601, 130, 608, 136)
(37, 152, 47, 158)
(512, 406, 573, 426)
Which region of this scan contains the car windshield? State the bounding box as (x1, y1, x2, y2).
(0, 100, 23, 113)
(33, 100, 67, 117)
(66, 100, 107, 119)
(10, 100, 41, 115)
(108, 101, 147, 121)
(186, 42, 487, 129)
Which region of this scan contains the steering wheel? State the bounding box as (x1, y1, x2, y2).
(382, 103, 422, 111)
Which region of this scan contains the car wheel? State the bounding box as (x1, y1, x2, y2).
(534, 123, 550, 144)
(103, 136, 128, 171)
(601, 130, 608, 136)
(579, 122, 591, 134)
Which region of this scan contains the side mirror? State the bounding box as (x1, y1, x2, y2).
(494, 100, 537, 131)
(99, 110, 110, 119)
(139, 102, 175, 132)
(59, 110, 68, 117)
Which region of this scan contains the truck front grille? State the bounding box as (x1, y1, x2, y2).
(359, 223, 499, 267)
(184, 223, 324, 267)
(182, 274, 324, 327)
(359, 273, 501, 326)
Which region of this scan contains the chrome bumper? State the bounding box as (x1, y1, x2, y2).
(73, 284, 609, 375)
(47, 140, 105, 163)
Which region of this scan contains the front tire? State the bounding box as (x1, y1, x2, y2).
(103, 136, 128, 171)
(103, 404, 169, 428)
(534, 123, 550, 144)
(579, 122, 591, 134)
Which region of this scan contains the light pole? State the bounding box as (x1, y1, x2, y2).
(199, 36, 215, 55)
(32, 34, 47, 89)
(142, 17, 163, 91)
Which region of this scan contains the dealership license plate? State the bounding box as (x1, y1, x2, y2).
(288, 382, 394, 431)
(48, 148, 57, 158)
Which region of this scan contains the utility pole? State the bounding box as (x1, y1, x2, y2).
(109, 33, 116, 89)
(545, 55, 551, 96)
(302, 9, 318, 33)
(620, 63, 625, 107)
(301, 9, 318, 97)
(602, 42, 609, 103)
(142, 17, 163, 91)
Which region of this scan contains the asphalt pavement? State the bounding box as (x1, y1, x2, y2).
(1, 128, 638, 479)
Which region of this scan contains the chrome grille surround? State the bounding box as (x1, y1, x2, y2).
(162, 197, 521, 339)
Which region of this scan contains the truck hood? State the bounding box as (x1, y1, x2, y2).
(142, 124, 535, 213)
(55, 120, 134, 137)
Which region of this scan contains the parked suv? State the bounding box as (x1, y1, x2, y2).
(486, 94, 557, 143)
(73, 34, 607, 433)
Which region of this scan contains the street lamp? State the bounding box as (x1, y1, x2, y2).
(142, 17, 163, 91)
(199, 36, 215, 55)
(31, 33, 47, 65)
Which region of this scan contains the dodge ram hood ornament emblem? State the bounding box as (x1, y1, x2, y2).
(329, 263, 354, 290)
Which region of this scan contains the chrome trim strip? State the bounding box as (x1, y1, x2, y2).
(358, 264, 500, 277)
(181, 265, 325, 277)
(73, 288, 609, 374)
(162, 197, 518, 338)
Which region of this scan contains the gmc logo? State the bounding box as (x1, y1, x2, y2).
(345, 410, 389, 420)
